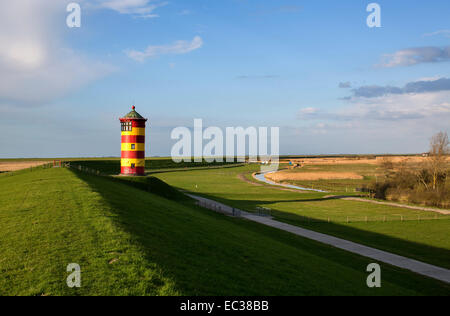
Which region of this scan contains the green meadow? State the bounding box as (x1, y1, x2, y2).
(153, 164, 450, 269)
(0, 166, 449, 295)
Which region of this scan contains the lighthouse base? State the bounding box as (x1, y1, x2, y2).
(120, 166, 146, 176)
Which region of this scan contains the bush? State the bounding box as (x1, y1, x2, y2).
(369, 182, 390, 199)
(369, 164, 449, 208)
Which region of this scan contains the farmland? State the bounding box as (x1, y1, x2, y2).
(268, 162, 378, 193)
(0, 161, 49, 172)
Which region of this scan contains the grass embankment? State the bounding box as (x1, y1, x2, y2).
(153, 164, 450, 269)
(1, 167, 449, 295)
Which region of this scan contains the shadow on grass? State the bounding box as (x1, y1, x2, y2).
(146, 163, 246, 176)
(70, 160, 243, 176)
(69, 169, 450, 295)
(180, 191, 450, 270)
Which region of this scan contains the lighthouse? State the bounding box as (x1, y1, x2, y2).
(120, 106, 148, 176)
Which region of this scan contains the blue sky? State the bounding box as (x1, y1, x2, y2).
(0, 0, 449, 157)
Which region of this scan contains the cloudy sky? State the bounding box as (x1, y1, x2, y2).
(0, 0, 449, 158)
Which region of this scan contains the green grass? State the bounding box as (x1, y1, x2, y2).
(153, 164, 450, 269)
(1, 167, 449, 295)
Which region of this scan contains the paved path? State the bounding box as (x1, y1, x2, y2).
(188, 194, 450, 284)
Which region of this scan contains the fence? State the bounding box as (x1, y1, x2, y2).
(195, 200, 277, 219)
(68, 163, 104, 176)
(195, 199, 449, 223)
(255, 207, 272, 217)
(278, 213, 449, 224)
(196, 200, 242, 217)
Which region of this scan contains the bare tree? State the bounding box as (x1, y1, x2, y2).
(428, 131, 449, 190)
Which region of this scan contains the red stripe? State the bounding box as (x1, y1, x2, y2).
(132, 121, 146, 128)
(119, 119, 147, 127)
(121, 151, 145, 159)
(121, 167, 145, 175)
(121, 135, 145, 143)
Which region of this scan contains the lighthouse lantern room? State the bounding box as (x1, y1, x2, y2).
(120, 106, 148, 176)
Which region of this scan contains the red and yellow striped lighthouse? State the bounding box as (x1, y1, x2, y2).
(120, 106, 148, 176)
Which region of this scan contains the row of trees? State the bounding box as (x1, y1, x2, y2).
(371, 132, 449, 208)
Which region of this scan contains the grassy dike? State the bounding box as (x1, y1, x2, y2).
(0, 167, 449, 295)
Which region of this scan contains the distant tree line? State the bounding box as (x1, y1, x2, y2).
(370, 132, 449, 208)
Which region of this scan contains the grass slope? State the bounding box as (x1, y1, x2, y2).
(0, 167, 449, 295)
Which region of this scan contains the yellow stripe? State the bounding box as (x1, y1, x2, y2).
(121, 159, 145, 167)
(121, 143, 145, 151)
(121, 127, 145, 136)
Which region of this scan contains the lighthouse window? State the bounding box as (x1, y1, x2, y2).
(131, 163, 135, 169)
(131, 144, 135, 150)
(121, 122, 133, 131)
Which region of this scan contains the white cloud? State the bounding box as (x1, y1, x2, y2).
(423, 30, 450, 38)
(99, 0, 168, 18)
(297, 91, 450, 153)
(178, 9, 192, 16)
(299, 107, 319, 115)
(378, 47, 450, 68)
(300, 91, 450, 124)
(417, 75, 444, 82)
(0, 0, 114, 107)
(126, 36, 203, 62)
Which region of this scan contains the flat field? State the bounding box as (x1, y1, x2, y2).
(0, 161, 49, 172)
(274, 156, 450, 194)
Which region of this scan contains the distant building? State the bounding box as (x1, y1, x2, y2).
(119, 106, 148, 176)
